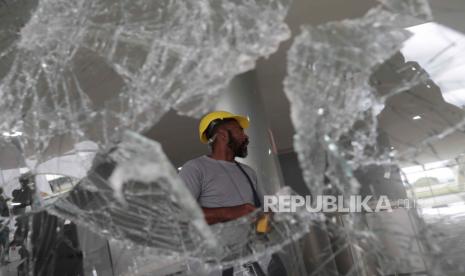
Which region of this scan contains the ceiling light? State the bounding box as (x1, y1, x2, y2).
(412, 115, 422, 120)
(45, 174, 64, 181)
(2, 131, 23, 137)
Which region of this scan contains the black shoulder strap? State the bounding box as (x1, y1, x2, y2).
(234, 161, 261, 208)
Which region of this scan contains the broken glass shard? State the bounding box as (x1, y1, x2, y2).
(282, 0, 465, 274)
(0, 0, 291, 164)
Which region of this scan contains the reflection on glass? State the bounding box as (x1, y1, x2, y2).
(403, 22, 465, 109)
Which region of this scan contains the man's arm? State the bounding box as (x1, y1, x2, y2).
(202, 203, 256, 225)
(179, 162, 256, 224)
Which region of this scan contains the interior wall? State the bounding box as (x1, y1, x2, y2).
(278, 151, 310, 196)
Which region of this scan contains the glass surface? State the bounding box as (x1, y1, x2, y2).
(0, 0, 465, 275)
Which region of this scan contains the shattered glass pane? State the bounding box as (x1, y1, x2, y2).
(284, 3, 415, 197)
(0, 0, 291, 163)
(2, 128, 315, 274)
(52, 131, 218, 254)
(53, 132, 314, 274)
(2, 0, 465, 274)
(285, 0, 465, 275)
(0, 0, 298, 274)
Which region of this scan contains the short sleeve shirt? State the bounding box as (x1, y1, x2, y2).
(179, 155, 261, 208)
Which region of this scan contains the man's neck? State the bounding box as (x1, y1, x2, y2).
(209, 148, 235, 162)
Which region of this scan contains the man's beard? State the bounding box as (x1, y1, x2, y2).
(234, 140, 248, 157)
(227, 131, 248, 158)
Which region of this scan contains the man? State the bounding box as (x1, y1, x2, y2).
(11, 173, 33, 247)
(179, 111, 262, 225)
(180, 111, 287, 276)
(11, 174, 34, 275)
(0, 187, 9, 264)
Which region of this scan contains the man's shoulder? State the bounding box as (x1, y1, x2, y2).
(236, 161, 256, 175)
(181, 156, 208, 170)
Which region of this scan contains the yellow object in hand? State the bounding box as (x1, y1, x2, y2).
(256, 213, 271, 234)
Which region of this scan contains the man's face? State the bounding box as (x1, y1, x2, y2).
(19, 178, 29, 187)
(223, 120, 249, 158)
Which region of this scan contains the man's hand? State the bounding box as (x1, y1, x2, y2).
(202, 203, 256, 225)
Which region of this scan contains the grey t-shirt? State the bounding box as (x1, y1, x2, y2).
(179, 155, 261, 208)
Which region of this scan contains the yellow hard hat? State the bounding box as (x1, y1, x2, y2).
(199, 111, 249, 144)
